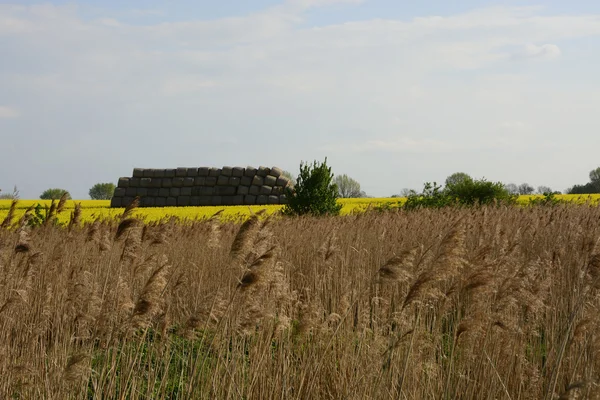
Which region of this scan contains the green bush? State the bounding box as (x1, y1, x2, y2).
(89, 182, 116, 200)
(390, 178, 517, 211)
(526, 192, 568, 207)
(404, 182, 452, 210)
(445, 177, 517, 206)
(40, 188, 71, 200)
(282, 158, 342, 216)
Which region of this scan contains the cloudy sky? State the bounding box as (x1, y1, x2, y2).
(1, 0, 600, 199)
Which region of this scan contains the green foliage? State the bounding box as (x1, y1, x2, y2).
(88, 328, 214, 398)
(590, 167, 600, 184)
(283, 158, 342, 216)
(444, 172, 471, 187)
(527, 192, 568, 207)
(40, 188, 71, 200)
(568, 182, 600, 194)
(27, 203, 54, 227)
(89, 182, 116, 200)
(445, 177, 517, 206)
(404, 182, 452, 210)
(567, 166, 600, 194)
(385, 178, 516, 211)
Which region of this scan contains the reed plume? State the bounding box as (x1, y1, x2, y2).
(130, 260, 171, 329)
(68, 202, 82, 229)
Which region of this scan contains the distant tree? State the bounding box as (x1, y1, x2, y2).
(590, 167, 600, 184)
(334, 174, 363, 198)
(89, 182, 116, 200)
(537, 186, 553, 195)
(281, 170, 296, 186)
(568, 182, 600, 194)
(445, 172, 472, 188)
(504, 183, 519, 195)
(0, 186, 19, 200)
(518, 183, 535, 195)
(282, 158, 342, 216)
(566, 166, 600, 194)
(391, 188, 415, 198)
(40, 188, 71, 200)
(446, 178, 516, 206)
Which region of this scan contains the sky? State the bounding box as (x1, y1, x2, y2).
(1, 0, 600, 199)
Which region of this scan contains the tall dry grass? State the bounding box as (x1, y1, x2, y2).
(1, 203, 600, 399)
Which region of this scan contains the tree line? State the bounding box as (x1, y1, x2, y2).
(1, 165, 598, 202)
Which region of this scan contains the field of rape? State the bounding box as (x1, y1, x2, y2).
(0, 194, 599, 224)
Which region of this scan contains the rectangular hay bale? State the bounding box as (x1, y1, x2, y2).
(118, 178, 129, 188)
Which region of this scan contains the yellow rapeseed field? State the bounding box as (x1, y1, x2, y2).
(0, 194, 599, 225)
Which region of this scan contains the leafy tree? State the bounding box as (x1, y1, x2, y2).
(404, 182, 450, 210)
(518, 183, 535, 195)
(445, 172, 472, 188)
(504, 183, 519, 195)
(446, 178, 516, 206)
(89, 182, 116, 200)
(566, 166, 600, 194)
(568, 182, 600, 194)
(40, 188, 71, 200)
(590, 167, 600, 184)
(400, 188, 414, 197)
(334, 174, 363, 198)
(282, 158, 342, 216)
(391, 188, 414, 198)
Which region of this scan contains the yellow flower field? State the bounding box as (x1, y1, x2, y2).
(0, 194, 598, 225)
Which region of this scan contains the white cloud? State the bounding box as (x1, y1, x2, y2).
(516, 43, 561, 59)
(320, 137, 456, 154)
(286, 0, 364, 10)
(97, 18, 121, 27)
(162, 75, 218, 95)
(127, 9, 164, 17)
(0, 106, 20, 118)
(500, 121, 528, 131)
(1, 3, 600, 197)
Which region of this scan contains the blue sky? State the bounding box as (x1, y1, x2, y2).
(1, 0, 600, 198)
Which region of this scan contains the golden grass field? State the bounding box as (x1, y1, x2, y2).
(0, 194, 599, 224)
(1, 198, 600, 398)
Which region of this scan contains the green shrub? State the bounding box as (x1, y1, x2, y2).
(404, 182, 452, 210)
(282, 158, 342, 216)
(445, 177, 517, 206)
(89, 182, 116, 200)
(527, 192, 568, 207)
(390, 178, 517, 212)
(568, 181, 600, 194)
(40, 188, 71, 200)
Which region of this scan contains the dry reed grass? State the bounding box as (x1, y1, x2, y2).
(1, 203, 600, 398)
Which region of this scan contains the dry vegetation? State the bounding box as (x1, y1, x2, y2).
(1, 200, 600, 399)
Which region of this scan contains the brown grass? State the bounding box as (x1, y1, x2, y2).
(1, 204, 600, 398)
